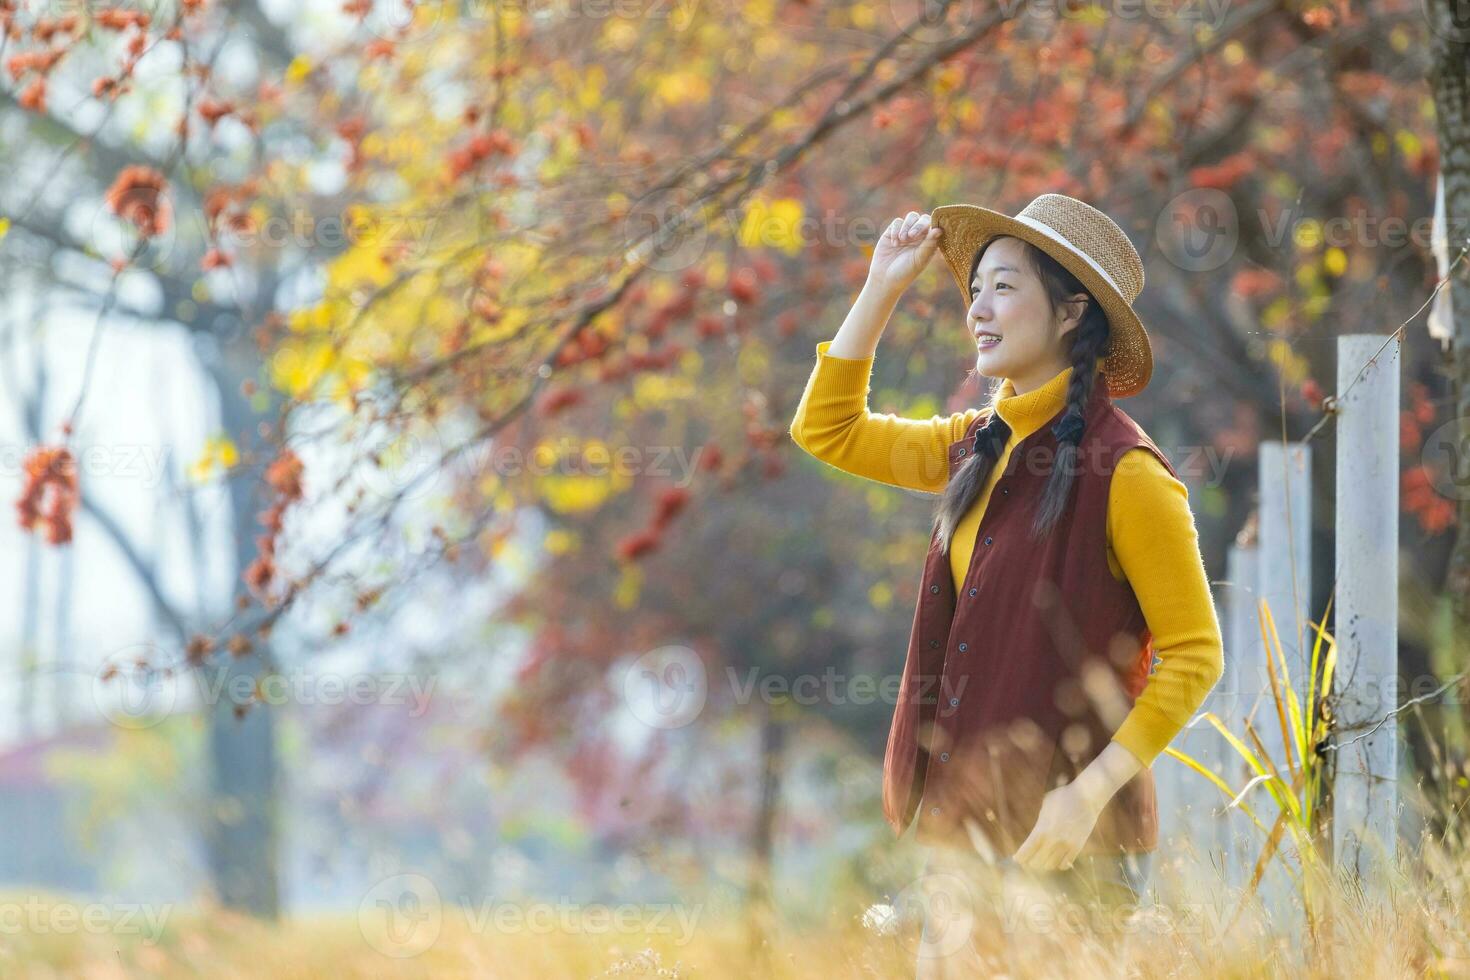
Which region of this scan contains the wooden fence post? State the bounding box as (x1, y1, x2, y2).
(1219, 540, 1260, 892)
(1254, 440, 1312, 926)
(1331, 333, 1402, 896)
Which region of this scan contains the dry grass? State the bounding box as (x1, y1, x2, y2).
(1, 858, 1467, 980)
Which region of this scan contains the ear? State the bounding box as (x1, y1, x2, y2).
(1057, 293, 1089, 337)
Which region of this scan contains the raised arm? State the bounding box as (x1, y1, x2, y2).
(788, 211, 981, 493)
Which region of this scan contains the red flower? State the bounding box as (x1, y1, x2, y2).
(17, 78, 45, 113)
(363, 39, 395, 61)
(1189, 151, 1254, 191)
(105, 165, 171, 239)
(197, 98, 234, 127)
(1232, 266, 1283, 299)
(6, 49, 65, 80)
(95, 8, 150, 30)
(616, 529, 661, 561)
(538, 387, 583, 417)
(652, 487, 689, 530)
(728, 267, 760, 305)
(264, 449, 305, 500)
(15, 445, 79, 545)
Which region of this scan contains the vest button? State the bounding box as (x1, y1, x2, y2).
(929, 585, 941, 594)
(968, 588, 977, 597)
(931, 806, 940, 816)
(949, 697, 960, 707)
(984, 536, 993, 545)
(1002, 487, 1010, 495)
(929, 639, 939, 649)
(957, 643, 967, 652)
(940, 752, 950, 762)
(957, 447, 967, 457)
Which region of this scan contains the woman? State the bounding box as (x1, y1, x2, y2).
(789, 196, 1224, 974)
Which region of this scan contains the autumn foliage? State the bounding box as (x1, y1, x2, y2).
(14, 446, 79, 546)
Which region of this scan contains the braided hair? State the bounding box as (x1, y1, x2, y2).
(932, 237, 1112, 552)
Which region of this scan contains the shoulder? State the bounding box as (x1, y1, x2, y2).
(1089, 404, 1180, 480)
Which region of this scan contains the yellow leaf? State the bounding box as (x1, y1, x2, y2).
(919, 164, 958, 203)
(737, 197, 805, 253)
(188, 434, 240, 483)
(615, 563, 642, 609)
(1293, 219, 1322, 250)
(545, 530, 579, 555)
(539, 473, 612, 514)
(270, 340, 336, 398)
(285, 56, 312, 85)
(655, 71, 710, 107)
(0, 217, 9, 240)
(1323, 247, 1347, 277)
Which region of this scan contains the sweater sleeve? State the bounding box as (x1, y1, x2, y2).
(1107, 447, 1226, 768)
(788, 340, 983, 494)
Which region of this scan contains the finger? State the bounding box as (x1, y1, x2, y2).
(1033, 841, 1066, 871)
(901, 211, 920, 236)
(884, 217, 901, 243)
(1048, 842, 1076, 870)
(1021, 840, 1059, 871)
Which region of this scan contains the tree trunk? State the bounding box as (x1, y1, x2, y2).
(201, 335, 280, 919)
(744, 701, 786, 974)
(1429, 3, 1470, 649)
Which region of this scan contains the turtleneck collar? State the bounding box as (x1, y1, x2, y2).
(992, 356, 1107, 439)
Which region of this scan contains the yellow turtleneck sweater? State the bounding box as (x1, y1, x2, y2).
(789, 340, 1224, 767)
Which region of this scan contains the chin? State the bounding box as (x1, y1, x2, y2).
(974, 353, 1006, 378)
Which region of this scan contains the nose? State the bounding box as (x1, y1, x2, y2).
(968, 292, 991, 331)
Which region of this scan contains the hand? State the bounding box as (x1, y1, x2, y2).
(867, 211, 943, 298)
(1011, 781, 1105, 871)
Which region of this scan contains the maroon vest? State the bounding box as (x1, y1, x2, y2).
(883, 376, 1178, 856)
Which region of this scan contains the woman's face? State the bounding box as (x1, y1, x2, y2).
(966, 236, 1087, 389)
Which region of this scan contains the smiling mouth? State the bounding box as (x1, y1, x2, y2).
(977, 334, 1001, 350)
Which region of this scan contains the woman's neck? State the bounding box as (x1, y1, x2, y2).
(1006, 357, 1072, 396)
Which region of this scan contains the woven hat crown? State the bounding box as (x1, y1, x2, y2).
(1013, 193, 1144, 303)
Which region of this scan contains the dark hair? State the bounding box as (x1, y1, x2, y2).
(931, 236, 1111, 552)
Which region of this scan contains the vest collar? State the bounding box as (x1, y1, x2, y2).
(993, 355, 1108, 439)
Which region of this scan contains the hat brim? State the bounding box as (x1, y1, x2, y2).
(931, 203, 1153, 398)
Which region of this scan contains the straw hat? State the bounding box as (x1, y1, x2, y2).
(931, 194, 1153, 398)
